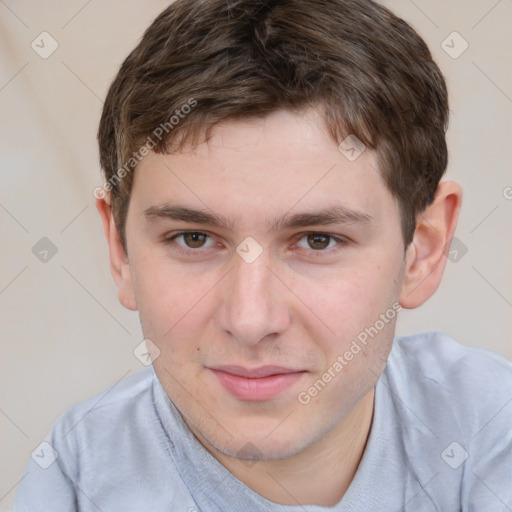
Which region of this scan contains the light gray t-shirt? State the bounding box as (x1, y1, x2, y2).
(13, 331, 512, 511)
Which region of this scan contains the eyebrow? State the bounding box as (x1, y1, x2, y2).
(142, 203, 373, 232)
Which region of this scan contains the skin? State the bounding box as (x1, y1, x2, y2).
(96, 107, 462, 506)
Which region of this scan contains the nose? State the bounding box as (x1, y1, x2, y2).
(217, 250, 291, 347)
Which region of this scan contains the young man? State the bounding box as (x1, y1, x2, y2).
(14, 0, 512, 510)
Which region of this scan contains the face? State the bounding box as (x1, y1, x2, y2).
(122, 108, 407, 461)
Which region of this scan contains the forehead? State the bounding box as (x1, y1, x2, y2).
(131, 109, 397, 231)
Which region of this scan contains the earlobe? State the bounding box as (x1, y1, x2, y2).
(95, 197, 138, 311)
(399, 181, 462, 309)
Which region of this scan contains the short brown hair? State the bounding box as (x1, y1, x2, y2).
(98, 0, 449, 253)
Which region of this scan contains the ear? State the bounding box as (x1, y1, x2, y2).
(95, 197, 138, 311)
(400, 181, 462, 309)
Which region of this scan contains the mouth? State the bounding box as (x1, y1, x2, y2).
(208, 365, 307, 401)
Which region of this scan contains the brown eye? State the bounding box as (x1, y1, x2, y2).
(165, 231, 215, 253)
(295, 232, 348, 253)
(306, 233, 331, 250)
(182, 232, 208, 248)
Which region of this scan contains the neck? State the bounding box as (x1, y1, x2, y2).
(203, 387, 375, 506)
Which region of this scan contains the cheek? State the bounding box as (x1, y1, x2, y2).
(131, 253, 214, 343)
(298, 264, 395, 340)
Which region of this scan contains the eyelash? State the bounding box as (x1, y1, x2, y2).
(163, 230, 349, 257)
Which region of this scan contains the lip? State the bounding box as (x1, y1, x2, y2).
(208, 365, 307, 401)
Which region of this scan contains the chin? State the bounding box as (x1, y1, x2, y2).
(196, 416, 319, 462)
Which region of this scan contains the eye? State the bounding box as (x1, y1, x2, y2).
(165, 231, 216, 253)
(163, 230, 349, 257)
(295, 232, 347, 251)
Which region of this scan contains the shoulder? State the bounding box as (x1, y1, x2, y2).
(385, 330, 512, 414)
(383, 330, 512, 460)
(382, 330, 512, 441)
(381, 332, 512, 506)
(15, 367, 199, 509)
(46, 367, 156, 470)
(387, 330, 512, 398)
(55, 366, 156, 429)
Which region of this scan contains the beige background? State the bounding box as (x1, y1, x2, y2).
(1, 0, 511, 508)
